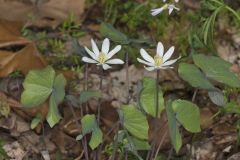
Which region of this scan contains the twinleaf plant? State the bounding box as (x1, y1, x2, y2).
(21, 66, 66, 127)
(179, 54, 240, 107)
(76, 114, 103, 150)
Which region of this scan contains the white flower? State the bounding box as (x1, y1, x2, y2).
(137, 42, 180, 71)
(151, 4, 180, 16)
(82, 38, 124, 70)
(163, 0, 179, 2)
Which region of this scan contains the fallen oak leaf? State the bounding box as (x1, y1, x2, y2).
(0, 43, 47, 77)
(0, 20, 29, 48)
(0, 20, 47, 77)
(0, 0, 85, 29)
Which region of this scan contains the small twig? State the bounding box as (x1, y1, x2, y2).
(167, 148, 173, 160)
(191, 89, 198, 102)
(124, 148, 128, 160)
(40, 121, 47, 150)
(99, 121, 120, 148)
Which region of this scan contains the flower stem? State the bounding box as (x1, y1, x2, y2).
(81, 64, 89, 160)
(96, 67, 103, 160)
(125, 51, 130, 103)
(97, 67, 103, 124)
(156, 70, 160, 118)
(111, 122, 119, 160)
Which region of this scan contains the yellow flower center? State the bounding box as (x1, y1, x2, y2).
(98, 52, 107, 64)
(154, 55, 163, 66)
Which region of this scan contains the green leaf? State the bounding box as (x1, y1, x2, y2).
(172, 100, 201, 133)
(131, 137, 150, 150)
(81, 114, 97, 135)
(193, 54, 240, 88)
(79, 90, 102, 104)
(79, 114, 102, 150)
(140, 78, 164, 117)
(30, 113, 41, 129)
(89, 127, 103, 150)
(21, 66, 55, 107)
(178, 63, 215, 90)
(121, 105, 149, 140)
(208, 89, 225, 106)
(46, 94, 62, 128)
(100, 22, 130, 45)
(166, 101, 182, 153)
(53, 74, 66, 104)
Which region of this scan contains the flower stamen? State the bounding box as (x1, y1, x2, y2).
(154, 55, 163, 66)
(98, 52, 106, 64)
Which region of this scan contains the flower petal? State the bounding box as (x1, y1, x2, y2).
(84, 47, 97, 60)
(151, 7, 164, 16)
(82, 57, 97, 64)
(102, 64, 112, 70)
(175, 0, 179, 3)
(137, 58, 154, 67)
(107, 45, 121, 59)
(144, 66, 155, 71)
(168, 6, 174, 15)
(161, 57, 181, 67)
(91, 39, 100, 56)
(157, 42, 164, 57)
(102, 38, 110, 54)
(140, 48, 154, 63)
(106, 59, 124, 64)
(159, 66, 173, 69)
(163, 46, 175, 62)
